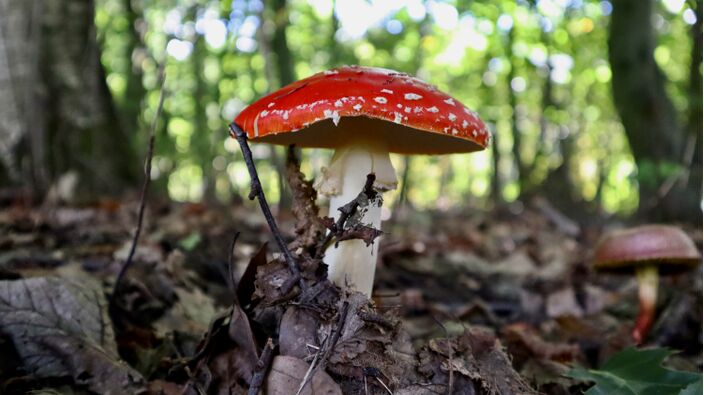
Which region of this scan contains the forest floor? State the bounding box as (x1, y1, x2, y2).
(0, 186, 701, 394)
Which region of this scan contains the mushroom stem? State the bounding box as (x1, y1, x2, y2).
(633, 264, 659, 344)
(316, 141, 397, 296)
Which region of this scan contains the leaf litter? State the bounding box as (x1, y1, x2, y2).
(0, 155, 701, 394)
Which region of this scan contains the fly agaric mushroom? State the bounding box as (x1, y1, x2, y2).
(593, 225, 701, 344)
(234, 66, 489, 296)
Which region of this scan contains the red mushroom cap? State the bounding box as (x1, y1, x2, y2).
(234, 66, 489, 154)
(593, 225, 701, 273)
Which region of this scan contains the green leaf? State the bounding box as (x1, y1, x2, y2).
(179, 231, 202, 251)
(565, 348, 701, 395)
(679, 378, 703, 395)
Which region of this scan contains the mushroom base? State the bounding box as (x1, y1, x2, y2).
(316, 142, 397, 296)
(633, 264, 659, 344)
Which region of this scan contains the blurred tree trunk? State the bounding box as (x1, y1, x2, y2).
(505, 26, 528, 192)
(121, 0, 145, 136)
(260, 0, 294, 210)
(394, 15, 430, 215)
(609, 0, 702, 221)
(192, 31, 216, 201)
(328, 0, 341, 67)
(0, 0, 137, 197)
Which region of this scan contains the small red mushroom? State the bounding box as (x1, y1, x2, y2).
(592, 225, 701, 344)
(234, 66, 489, 296)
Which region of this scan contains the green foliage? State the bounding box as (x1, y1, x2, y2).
(94, 0, 698, 213)
(566, 347, 702, 395)
(179, 231, 202, 251)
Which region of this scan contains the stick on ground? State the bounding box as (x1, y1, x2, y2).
(111, 66, 167, 304)
(229, 123, 306, 291)
(247, 338, 276, 395)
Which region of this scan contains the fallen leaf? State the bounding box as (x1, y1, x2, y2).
(418, 327, 535, 395)
(566, 347, 701, 395)
(0, 277, 145, 394)
(279, 306, 319, 359)
(265, 355, 342, 395)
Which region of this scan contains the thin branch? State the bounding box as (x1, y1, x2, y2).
(314, 174, 377, 259)
(111, 66, 166, 302)
(297, 301, 350, 393)
(247, 338, 276, 395)
(228, 122, 305, 290)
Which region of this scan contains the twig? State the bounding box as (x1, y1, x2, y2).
(297, 301, 350, 393)
(315, 174, 377, 259)
(430, 314, 453, 395)
(247, 338, 276, 395)
(358, 311, 395, 330)
(318, 300, 349, 371)
(229, 122, 305, 290)
(111, 66, 166, 302)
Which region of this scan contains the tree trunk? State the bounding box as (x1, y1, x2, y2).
(608, 0, 701, 221)
(506, 26, 529, 192)
(0, 0, 137, 197)
(260, 0, 295, 210)
(121, 0, 146, 136)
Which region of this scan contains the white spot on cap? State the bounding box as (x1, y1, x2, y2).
(444, 98, 455, 106)
(404, 93, 423, 100)
(404, 107, 411, 113)
(381, 89, 394, 94)
(353, 103, 362, 111)
(324, 109, 341, 126)
(268, 102, 275, 108)
(397, 104, 402, 108)
(283, 111, 289, 120)
(462, 120, 469, 128)
(334, 100, 343, 107)
(413, 106, 423, 113)
(309, 99, 328, 109)
(253, 112, 261, 137)
(451, 128, 458, 135)
(472, 130, 478, 137)
(393, 112, 403, 123)
(464, 107, 478, 117)
(374, 97, 388, 104)
(296, 104, 307, 110)
(260, 110, 270, 117)
(427, 106, 439, 113)
(448, 113, 457, 121)
(323, 69, 339, 75)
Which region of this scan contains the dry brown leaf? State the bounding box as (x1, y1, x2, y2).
(265, 355, 342, 395)
(0, 277, 145, 395)
(279, 306, 320, 359)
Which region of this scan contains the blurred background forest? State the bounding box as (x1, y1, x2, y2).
(0, 0, 701, 222)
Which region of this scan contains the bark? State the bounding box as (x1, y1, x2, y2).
(608, 0, 701, 221)
(394, 16, 430, 214)
(191, 33, 215, 201)
(0, 0, 137, 196)
(121, 0, 146, 136)
(260, 0, 295, 210)
(506, 26, 529, 191)
(328, 0, 341, 67)
(271, 0, 295, 87)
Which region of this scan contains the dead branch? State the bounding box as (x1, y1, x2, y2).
(111, 66, 166, 303)
(315, 174, 378, 259)
(229, 122, 306, 291)
(247, 338, 276, 395)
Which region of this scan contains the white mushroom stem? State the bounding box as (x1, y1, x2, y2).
(633, 264, 659, 344)
(316, 141, 398, 296)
